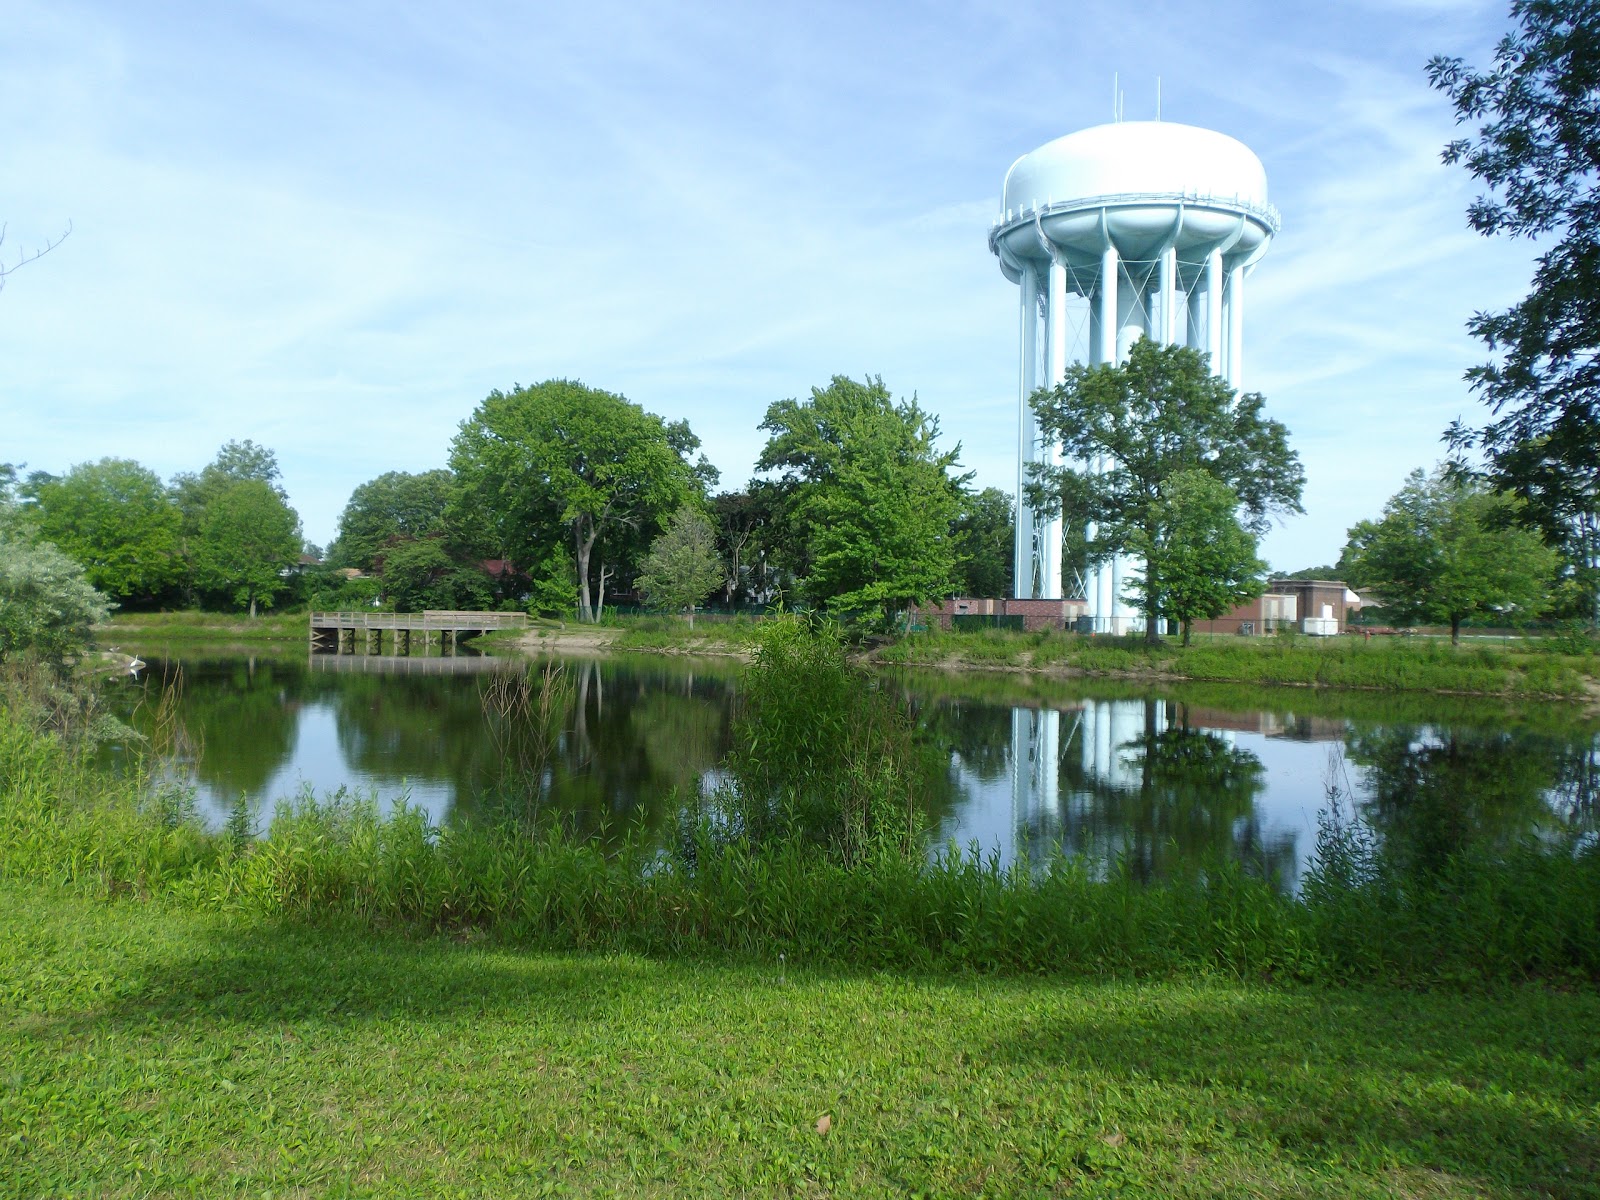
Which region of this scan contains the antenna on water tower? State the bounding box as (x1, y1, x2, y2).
(1112, 73, 1119, 121)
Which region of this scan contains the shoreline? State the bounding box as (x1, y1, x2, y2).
(99, 614, 1600, 709)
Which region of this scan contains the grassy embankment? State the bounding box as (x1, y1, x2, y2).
(6, 878, 1598, 1198)
(873, 627, 1600, 700)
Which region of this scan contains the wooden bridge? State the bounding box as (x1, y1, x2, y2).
(309, 610, 528, 656)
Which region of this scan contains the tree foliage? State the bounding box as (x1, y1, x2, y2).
(331, 469, 455, 571)
(0, 533, 112, 665)
(1126, 470, 1268, 646)
(23, 458, 184, 605)
(635, 506, 723, 623)
(191, 479, 302, 617)
(379, 536, 493, 613)
(450, 380, 707, 622)
(1341, 467, 1559, 642)
(1428, 5, 1600, 622)
(951, 486, 1015, 598)
(1030, 339, 1304, 640)
(757, 375, 965, 622)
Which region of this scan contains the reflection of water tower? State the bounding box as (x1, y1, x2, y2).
(989, 121, 1280, 629)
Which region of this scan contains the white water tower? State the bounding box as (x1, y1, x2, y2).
(989, 120, 1279, 631)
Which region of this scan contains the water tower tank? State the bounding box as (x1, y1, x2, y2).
(989, 120, 1280, 627)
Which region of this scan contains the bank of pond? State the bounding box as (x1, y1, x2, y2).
(1, 646, 1594, 986)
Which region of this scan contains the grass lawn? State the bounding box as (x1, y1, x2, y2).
(100, 611, 309, 650)
(5, 881, 1597, 1198)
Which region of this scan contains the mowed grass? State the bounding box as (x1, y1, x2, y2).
(5, 881, 1598, 1199)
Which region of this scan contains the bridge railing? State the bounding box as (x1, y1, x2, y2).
(309, 611, 529, 631)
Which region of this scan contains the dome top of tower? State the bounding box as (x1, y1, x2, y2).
(1002, 121, 1269, 215)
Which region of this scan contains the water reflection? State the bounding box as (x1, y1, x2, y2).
(1346, 725, 1594, 875)
(936, 699, 1298, 885)
(103, 652, 1599, 890)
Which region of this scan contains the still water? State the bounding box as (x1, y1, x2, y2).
(103, 651, 1600, 891)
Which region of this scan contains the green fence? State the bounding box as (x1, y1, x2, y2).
(951, 614, 1026, 632)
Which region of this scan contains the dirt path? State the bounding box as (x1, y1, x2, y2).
(515, 627, 622, 654)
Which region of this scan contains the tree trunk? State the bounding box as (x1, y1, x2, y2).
(597, 563, 613, 622)
(575, 521, 597, 623)
(1182, 619, 1192, 647)
(249, 594, 257, 619)
(1145, 613, 1161, 645)
(687, 604, 695, 630)
(1451, 616, 1462, 645)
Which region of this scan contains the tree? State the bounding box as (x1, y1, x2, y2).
(330, 469, 455, 570)
(23, 458, 184, 605)
(710, 490, 777, 606)
(191, 479, 302, 616)
(1428, 7, 1600, 623)
(951, 486, 1015, 597)
(1340, 467, 1558, 643)
(1127, 470, 1268, 646)
(449, 380, 707, 623)
(1030, 338, 1304, 642)
(757, 375, 965, 623)
(0, 533, 111, 666)
(378, 537, 492, 612)
(635, 506, 723, 626)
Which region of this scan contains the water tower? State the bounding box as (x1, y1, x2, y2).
(988, 120, 1280, 630)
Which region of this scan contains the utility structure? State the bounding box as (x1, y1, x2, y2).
(989, 120, 1279, 631)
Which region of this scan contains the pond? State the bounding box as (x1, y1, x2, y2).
(101, 650, 1600, 892)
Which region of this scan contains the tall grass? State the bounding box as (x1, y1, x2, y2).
(714, 615, 924, 863)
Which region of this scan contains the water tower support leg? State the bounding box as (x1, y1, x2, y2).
(1207, 250, 1224, 371)
(1226, 264, 1246, 390)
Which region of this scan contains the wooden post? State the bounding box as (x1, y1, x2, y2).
(397, 629, 410, 656)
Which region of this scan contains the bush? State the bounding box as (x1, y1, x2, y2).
(715, 616, 925, 863)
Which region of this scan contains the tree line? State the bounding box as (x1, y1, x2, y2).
(0, 377, 1017, 635)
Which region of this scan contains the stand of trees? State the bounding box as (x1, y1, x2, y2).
(15, 441, 302, 616)
(1340, 467, 1558, 643)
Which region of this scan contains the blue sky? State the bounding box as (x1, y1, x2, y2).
(3, 0, 1531, 571)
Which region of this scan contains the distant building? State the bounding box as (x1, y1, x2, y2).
(923, 578, 1360, 636)
(1187, 579, 1358, 637)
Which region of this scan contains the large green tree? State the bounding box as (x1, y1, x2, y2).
(1341, 467, 1558, 643)
(1127, 470, 1268, 646)
(951, 486, 1015, 598)
(449, 380, 709, 623)
(23, 458, 183, 605)
(757, 375, 965, 623)
(1030, 339, 1304, 642)
(191, 479, 302, 617)
(1429, 5, 1600, 624)
(330, 469, 455, 571)
(634, 506, 723, 626)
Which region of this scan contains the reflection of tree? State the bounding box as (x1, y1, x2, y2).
(1046, 703, 1294, 887)
(916, 697, 1013, 783)
(125, 658, 305, 804)
(1344, 725, 1576, 876)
